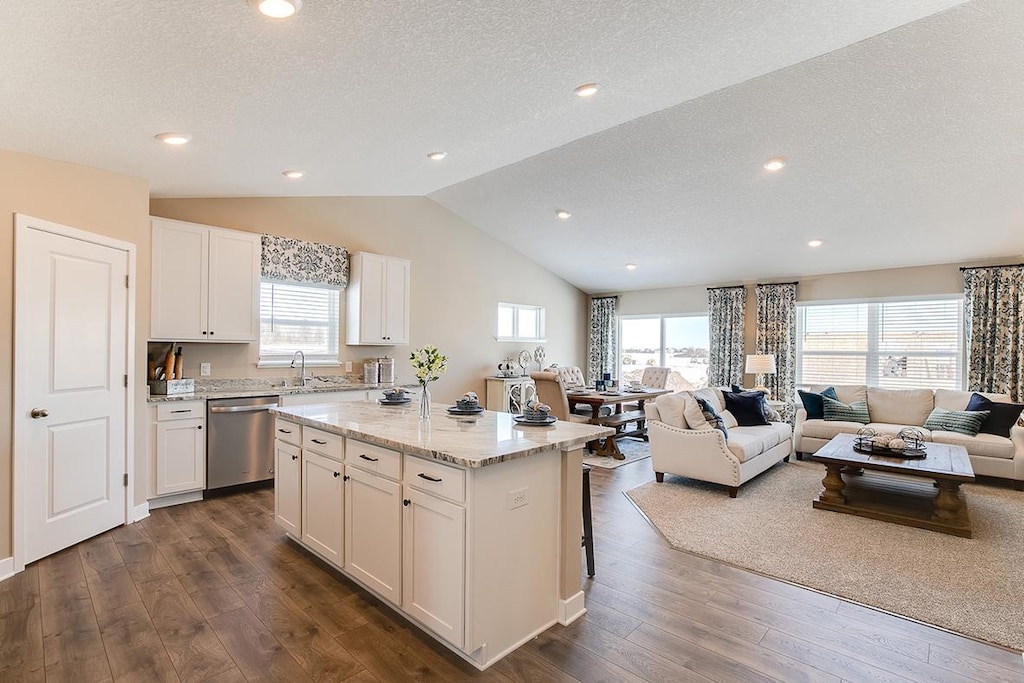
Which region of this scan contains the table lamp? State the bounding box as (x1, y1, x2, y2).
(745, 354, 777, 396)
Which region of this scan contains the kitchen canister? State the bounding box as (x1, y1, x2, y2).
(363, 359, 379, 384)
(378, 356, 394, 384)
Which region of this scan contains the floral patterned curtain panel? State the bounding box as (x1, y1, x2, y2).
(588, 296, 619, 385)
(756, 282, 798, 415)
(963, 265, 1024, 401)
(261, 234, 349, 287)
(708, 286, 746, 387)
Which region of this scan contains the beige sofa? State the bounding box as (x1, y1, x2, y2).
(794, 385, 1024, 489)
(645, 388, 792, 497)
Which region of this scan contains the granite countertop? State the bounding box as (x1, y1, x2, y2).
(270, 401, 615, 468)
(147, 380, 417, 403)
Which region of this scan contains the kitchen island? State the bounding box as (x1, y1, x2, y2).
(270, 400, 614, 670)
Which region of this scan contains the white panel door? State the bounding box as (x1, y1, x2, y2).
(402, 488, 465, 647)
(207, 228, 259, 341)
(150, 218, 208, 340)
(344, 466, 402, 604)
(275, 441, 302, 535)
(16, 223, 128, 564)
(155, 419, 205, 495)
(384, 257, 410, 345)
(302, 452, 344, 565)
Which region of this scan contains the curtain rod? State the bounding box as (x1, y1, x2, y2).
(706, 285, 745, 291)
(959, 264, 1024, 271)
(756, 281, 799, 287)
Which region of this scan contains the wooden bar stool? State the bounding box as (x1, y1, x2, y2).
(582, 464, 595, 577)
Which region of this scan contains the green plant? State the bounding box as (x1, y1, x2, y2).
(409, 344, 448, 385)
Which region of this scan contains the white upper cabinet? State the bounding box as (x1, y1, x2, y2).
(346, 252, 410, 345)
(151, 217, 260, 342)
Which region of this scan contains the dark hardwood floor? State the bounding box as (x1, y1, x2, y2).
(2, 457, 1022, 682)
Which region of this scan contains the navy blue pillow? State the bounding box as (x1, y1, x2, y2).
(798, 387, 838, 420)
(723, 391, 770, 426)
(965, 393, 1024, 438)
(695, 396, 728, 440)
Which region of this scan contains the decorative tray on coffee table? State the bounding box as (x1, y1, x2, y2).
(853, 427, 927, 459)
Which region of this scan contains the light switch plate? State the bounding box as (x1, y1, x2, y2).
(200, 362, 211, 376)
(345, 360, 353, 372)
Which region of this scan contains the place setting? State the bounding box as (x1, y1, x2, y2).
(378, 387, 412, 405)
(513, 400, 558, 426)
(447, 391, 484, 416)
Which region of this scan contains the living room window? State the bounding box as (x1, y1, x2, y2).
(796, 297, 964, 390)
(496, 302, 546, 342)
(258, 279, 341, 366)
(620, 314, 709, 391)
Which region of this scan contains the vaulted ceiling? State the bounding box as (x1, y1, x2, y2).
(5, 0, 1023, 292)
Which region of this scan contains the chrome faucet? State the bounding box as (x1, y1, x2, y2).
(290, 350, 311, 387)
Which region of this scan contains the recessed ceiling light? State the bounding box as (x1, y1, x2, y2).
(555, 209, 571, 220)
(249, 0, 302, 18)
(625, 263, 637, 271)
(155, 132, 191, 145)
(808, 239, 824, 248)
(574, 83, 599, 97)
(282, 170, 305, 179)
(427, 151, 448, 161)
(763, 157, 787, 172)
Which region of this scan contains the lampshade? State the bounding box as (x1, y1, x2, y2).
(745, 354, 777, 374)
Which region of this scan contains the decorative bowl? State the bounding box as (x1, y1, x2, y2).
(521, 407, 550, 421)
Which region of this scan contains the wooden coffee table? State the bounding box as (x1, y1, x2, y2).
(810, 433, 975, 537)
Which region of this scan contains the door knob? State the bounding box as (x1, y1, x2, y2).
(30, 408, 49, 419)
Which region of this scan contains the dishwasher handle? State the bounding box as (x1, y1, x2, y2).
(209, 403, 279, 414)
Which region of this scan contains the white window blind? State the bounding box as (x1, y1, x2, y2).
(259, 280, 340, 365)
(796, 298, 963, 390)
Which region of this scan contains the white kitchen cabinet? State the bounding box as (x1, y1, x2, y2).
(402, 487, 465, 647)
(485, 376, 537, 414)
(344, 460, 402, 605)
(152, 400, 206, 496)
(301, 451, 344, 565)
(274, 440, 302, 535)
(346, 252, 411, 345)
(150, 217, 260, 342)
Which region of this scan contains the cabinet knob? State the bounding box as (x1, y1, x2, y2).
(403, 499, 410, 506)
(333, 471, 340, 478)
(197, 425, 202, 430)
(343, 475, 350, 481)
(291, 454, 298, 461)
(209, 331, 214, 336)
(202, 331, 207, 335)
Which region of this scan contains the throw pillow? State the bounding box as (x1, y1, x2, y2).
(821, 396, 870, 424)
(719, 410, 739, 429)
(680, 393, 710, 430)
(654, 392, 689, 429)
(695, 396, 728, 440)
(798, 387, 838, 420)
(965, 393, 1024, 438)
(723, 391, 770, 426)
(924, 407, 990, 437)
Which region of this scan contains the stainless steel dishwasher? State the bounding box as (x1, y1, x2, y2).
(206, 395, 280, 490)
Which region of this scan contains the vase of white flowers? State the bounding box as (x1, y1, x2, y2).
(409, 344, 448, 419)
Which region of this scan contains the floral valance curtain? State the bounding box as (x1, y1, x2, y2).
(708, 286, 746, 387)
(588, 296, 619, 385)
(756, 282, 798, 414)
(261, 234, 350, 287)
(963, 265, 1024, 401)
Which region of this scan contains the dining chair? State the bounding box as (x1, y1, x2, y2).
(622, 366, 671, 438)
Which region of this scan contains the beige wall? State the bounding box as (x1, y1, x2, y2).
(0, 149, 151, 559)
(149, 198, 588, 402)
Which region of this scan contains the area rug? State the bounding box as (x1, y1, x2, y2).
(584, 438, 651, 469)
(625, 460, 1024, 651)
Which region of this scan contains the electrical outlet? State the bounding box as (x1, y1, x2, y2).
(345, 360, 353, 372)
(200, 362, 211, 376)
(508, 487, 529, 510)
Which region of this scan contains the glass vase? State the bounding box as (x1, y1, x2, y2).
(419, 383, 431, 420)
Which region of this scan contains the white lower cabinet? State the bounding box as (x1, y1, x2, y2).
(274, 441, 302, 535)
(301, 451, 344, 565)
(344, 465, 402, 604)
(402, 487, 465, 647)
(150, 400, 206, 501)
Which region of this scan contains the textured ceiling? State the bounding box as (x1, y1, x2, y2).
(5, 1, 1020, 293)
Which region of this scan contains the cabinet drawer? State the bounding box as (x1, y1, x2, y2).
(275, 419, 301, 446)
(156, 401, 205, 421)
(404, 457, 466, 504)
(346, 439, 401, 480)
(303, 427, 343, 461)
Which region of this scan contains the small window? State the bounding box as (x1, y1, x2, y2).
(496, 303, 546, 342)
(259, 280, 341, 366)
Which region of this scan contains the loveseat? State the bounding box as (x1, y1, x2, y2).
(794, 385, 1024, 489)
(645, 388, 793, 497)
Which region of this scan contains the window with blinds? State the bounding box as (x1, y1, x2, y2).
(796, 298, 963, 390)
(259, 280, 341, 365)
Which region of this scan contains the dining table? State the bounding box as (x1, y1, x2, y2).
(567, 386, 673, 459)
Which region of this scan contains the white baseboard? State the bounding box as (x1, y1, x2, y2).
(0, 557, 15, 583)
(147, 490, 202, 510)
(557, 591, 586, 625)
(131, 502, 151, 522)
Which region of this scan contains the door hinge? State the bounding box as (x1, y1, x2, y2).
(123, 473, 128, 487)
(125, 274, 129, 288)
(124, 374, 128, 388)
